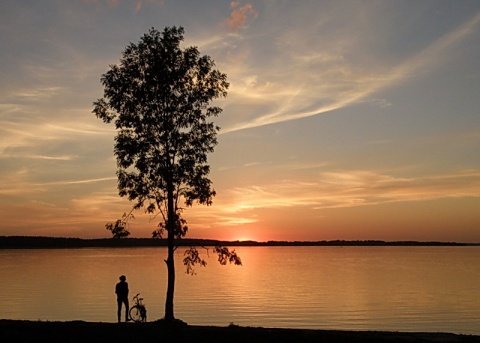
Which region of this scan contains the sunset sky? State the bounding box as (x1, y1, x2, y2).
(1, 1, 479, 242)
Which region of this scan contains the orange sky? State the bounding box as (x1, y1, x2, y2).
(1, 1, 479, 242)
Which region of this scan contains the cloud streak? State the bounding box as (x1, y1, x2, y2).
(178, 168, 480, 234)
(221, 11, 480, 133)
(0, 121, 113, 154)
(83, 0, 163, 12)
(0, 176, 116, 195)
(213, 169, 480, 214)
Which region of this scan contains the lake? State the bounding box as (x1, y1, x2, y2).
(1, 246, 479, 334)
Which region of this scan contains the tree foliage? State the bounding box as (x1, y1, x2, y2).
(93, 26, 240, 321)
(93, 26, 226, 217)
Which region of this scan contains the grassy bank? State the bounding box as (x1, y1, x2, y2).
(1, 320, 479, 343)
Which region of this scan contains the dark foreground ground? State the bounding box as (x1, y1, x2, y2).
(1, 320, 479, 343)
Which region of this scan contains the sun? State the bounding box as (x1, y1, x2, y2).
(233, 235, 259, 242)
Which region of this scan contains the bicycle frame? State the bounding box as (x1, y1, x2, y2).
(129, 293, 147, 323)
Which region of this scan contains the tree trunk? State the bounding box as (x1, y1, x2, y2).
(164, 237, 175, 321)
(164, 181, 175, 321)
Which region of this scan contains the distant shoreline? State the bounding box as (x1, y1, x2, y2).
(0, 236, 478, 249)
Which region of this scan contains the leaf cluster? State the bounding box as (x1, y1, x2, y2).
(105, 212, 134, 239)
(183, 246, 242, 275)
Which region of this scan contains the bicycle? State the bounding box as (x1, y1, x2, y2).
(129, 293, 147, 323)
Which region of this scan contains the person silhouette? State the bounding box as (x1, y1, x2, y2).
(115, 275, 129, 322)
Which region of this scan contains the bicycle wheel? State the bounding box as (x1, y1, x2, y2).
(129, 306, 143, 323)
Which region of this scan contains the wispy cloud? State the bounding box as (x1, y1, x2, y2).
(0, 154, 76, 161)
(221, 11, 480, 133)
(0, 190, 131, 236)
(71, 191, 128, 211)
(0, 176, 116, 195)
(42, 177, 117, 186)
(173, 168, 480, 233)
(0, 121, 113, 154)
(8, 86, 63, 101)
(211, 169, 480, 214)
(83, 0, 163, 12)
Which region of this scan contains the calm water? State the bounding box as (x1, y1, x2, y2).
(1, 246, 479, 334)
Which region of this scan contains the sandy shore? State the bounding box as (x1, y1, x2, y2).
(1, 320, 479, 343)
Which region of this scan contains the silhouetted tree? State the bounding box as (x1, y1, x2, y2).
(93, 27, 241, 322)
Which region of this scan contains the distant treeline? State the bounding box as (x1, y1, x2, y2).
(0, 236, 477, 249)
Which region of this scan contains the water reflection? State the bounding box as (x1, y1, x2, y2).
(1, 246, 479, 334)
